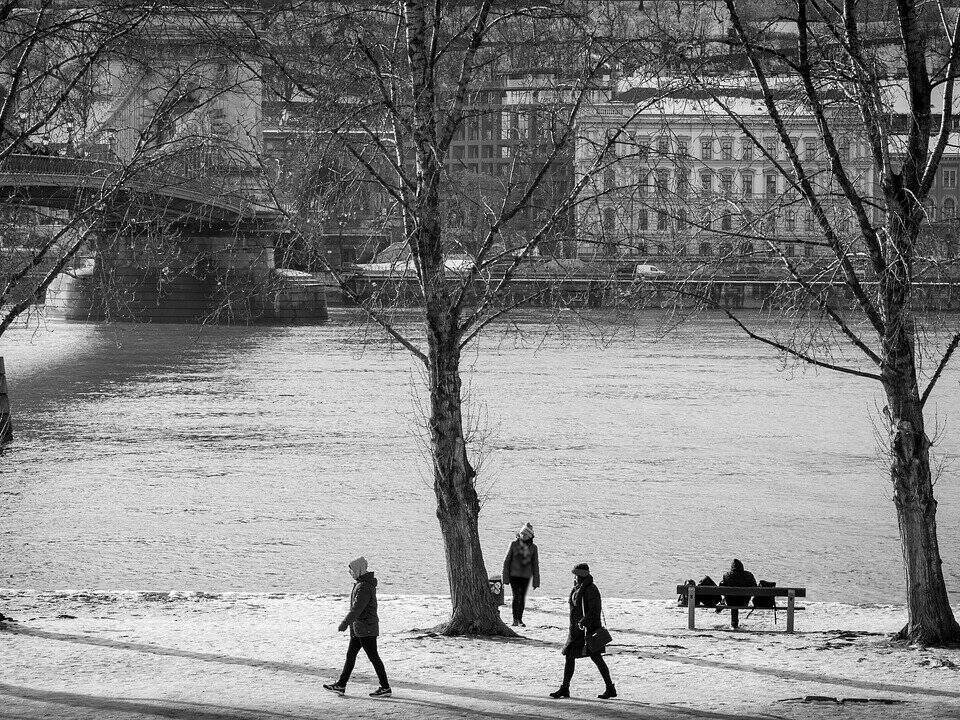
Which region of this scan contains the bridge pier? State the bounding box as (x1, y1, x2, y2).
(45, 226, 327, 324)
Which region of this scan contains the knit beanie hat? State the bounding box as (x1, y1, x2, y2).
(349, 556, 368, 576)
(572, 562, 590, 577)
(517, 522, 534, 540)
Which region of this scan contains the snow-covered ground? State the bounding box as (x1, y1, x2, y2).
(1, 590, 958, 719)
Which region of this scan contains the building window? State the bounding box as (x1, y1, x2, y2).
(656, 169, 669, 195)
(765, 173, 777, 197)
(603, 167, 615, 191)
(699, 241, 713, 256)
(677, 207, 688, 231)
(452, 146, 464, 159)
(763, 135, 778, 159)
(741, 137, 754, 160)
(943, 168, 957, 189)
(638, 208, 649, 230)
(721, 213, 732, 230)
(720, 173, 733, 196)
(700, 171, 713, 194)
(501, 111, 513, 139)
(483, 145, 494, 158)
(785, 209, 796, 231)
(468, 146, 478, 159)
(763, 213, 776, 234)
(784, 242, 795, 257)
(603, 207, 616, 230)
(945, 197, 957, 218)
(804, 211, 814, 232)
(742, 171, 754, 198)
(720, 137, 733, 160)
(638, 172, 649, 196)
(657, 210, 668, 231)
(677, 137, 689, 157)
(657, 137, 669, 155)
(701, 209, 712, 229)
(700, 138, 713, 160)
(804, 137, 816, 161)
(637, 137, 650, 160)
(677, 170, 690, 197)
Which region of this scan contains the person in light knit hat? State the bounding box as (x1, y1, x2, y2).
(323, 556, 392, 698)
(502, 522, 540, 627)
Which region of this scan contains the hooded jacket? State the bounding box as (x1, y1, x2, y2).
(342, 571, 379, 637)
(720, 559, 757, 609)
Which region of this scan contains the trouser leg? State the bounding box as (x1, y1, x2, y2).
(590, 652, 613, 687)
(510, 578, 528, 622)
(561, 654, 576, 688)
(337, 636, 363, 685)
(359, 636, 390, 688)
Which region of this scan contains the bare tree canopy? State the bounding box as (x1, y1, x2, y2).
(576, 0, 960, 645)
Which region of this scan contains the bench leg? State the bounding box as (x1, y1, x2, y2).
(687, 586, 696, 630)
(731, 608, 739, 629)
(787, 590, 795, 633)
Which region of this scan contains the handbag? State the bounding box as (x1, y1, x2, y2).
(580, 591, 613, 655)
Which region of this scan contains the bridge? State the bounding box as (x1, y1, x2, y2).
(0, 154, 263, 226)
(0, 154, 327, 323)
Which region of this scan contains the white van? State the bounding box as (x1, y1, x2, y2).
(634, 263, 666, 277)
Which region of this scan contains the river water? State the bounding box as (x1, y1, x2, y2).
(0, 312, 958, 603)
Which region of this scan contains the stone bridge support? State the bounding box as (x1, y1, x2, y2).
(45, 222, 327, 324)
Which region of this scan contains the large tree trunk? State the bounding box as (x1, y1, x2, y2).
(425, 307, 512, 636)
(0, 356, 12, 444)
(883, 320, 960, 645)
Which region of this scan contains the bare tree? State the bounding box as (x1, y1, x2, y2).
(194, 0, 675, 635)
(590, 0, 960, 645)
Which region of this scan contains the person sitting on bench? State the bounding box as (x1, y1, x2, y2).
(717, 558, 756, 612)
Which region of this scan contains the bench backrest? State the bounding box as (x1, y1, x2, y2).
(675, 585, 806, 598)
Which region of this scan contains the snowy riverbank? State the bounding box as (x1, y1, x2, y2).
(1, 590, 958, 719)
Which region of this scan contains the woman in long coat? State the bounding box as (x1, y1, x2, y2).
(550, 563, 616, 699)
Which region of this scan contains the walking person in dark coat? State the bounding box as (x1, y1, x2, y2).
(549, 563, 616, 700)
(502, 522, 540, 627)
(323, 557, 392, 698)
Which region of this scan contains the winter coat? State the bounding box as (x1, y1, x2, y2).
(502, 538, 540, 587)
(562, 575, 604, 657)
(342, 571, 379, 637)
(720, 567, 757, 608)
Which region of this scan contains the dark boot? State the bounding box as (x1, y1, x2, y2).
(598, 685, 617, 699)
(549, 687, 570, 699)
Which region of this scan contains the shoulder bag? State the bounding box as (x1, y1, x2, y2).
(581, 591, 613, 655)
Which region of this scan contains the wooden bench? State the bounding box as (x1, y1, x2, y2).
(676, 585, 807, 632)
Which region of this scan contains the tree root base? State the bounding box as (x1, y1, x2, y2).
(893, 621, 960, 648)
(431, 615, 518, 638)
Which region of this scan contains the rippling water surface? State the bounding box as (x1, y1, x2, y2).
(0, 312, 957, 603)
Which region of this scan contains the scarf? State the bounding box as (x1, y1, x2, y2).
(515, 536, 534, 565)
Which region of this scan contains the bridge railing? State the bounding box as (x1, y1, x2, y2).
(0, 153, 263, 214)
